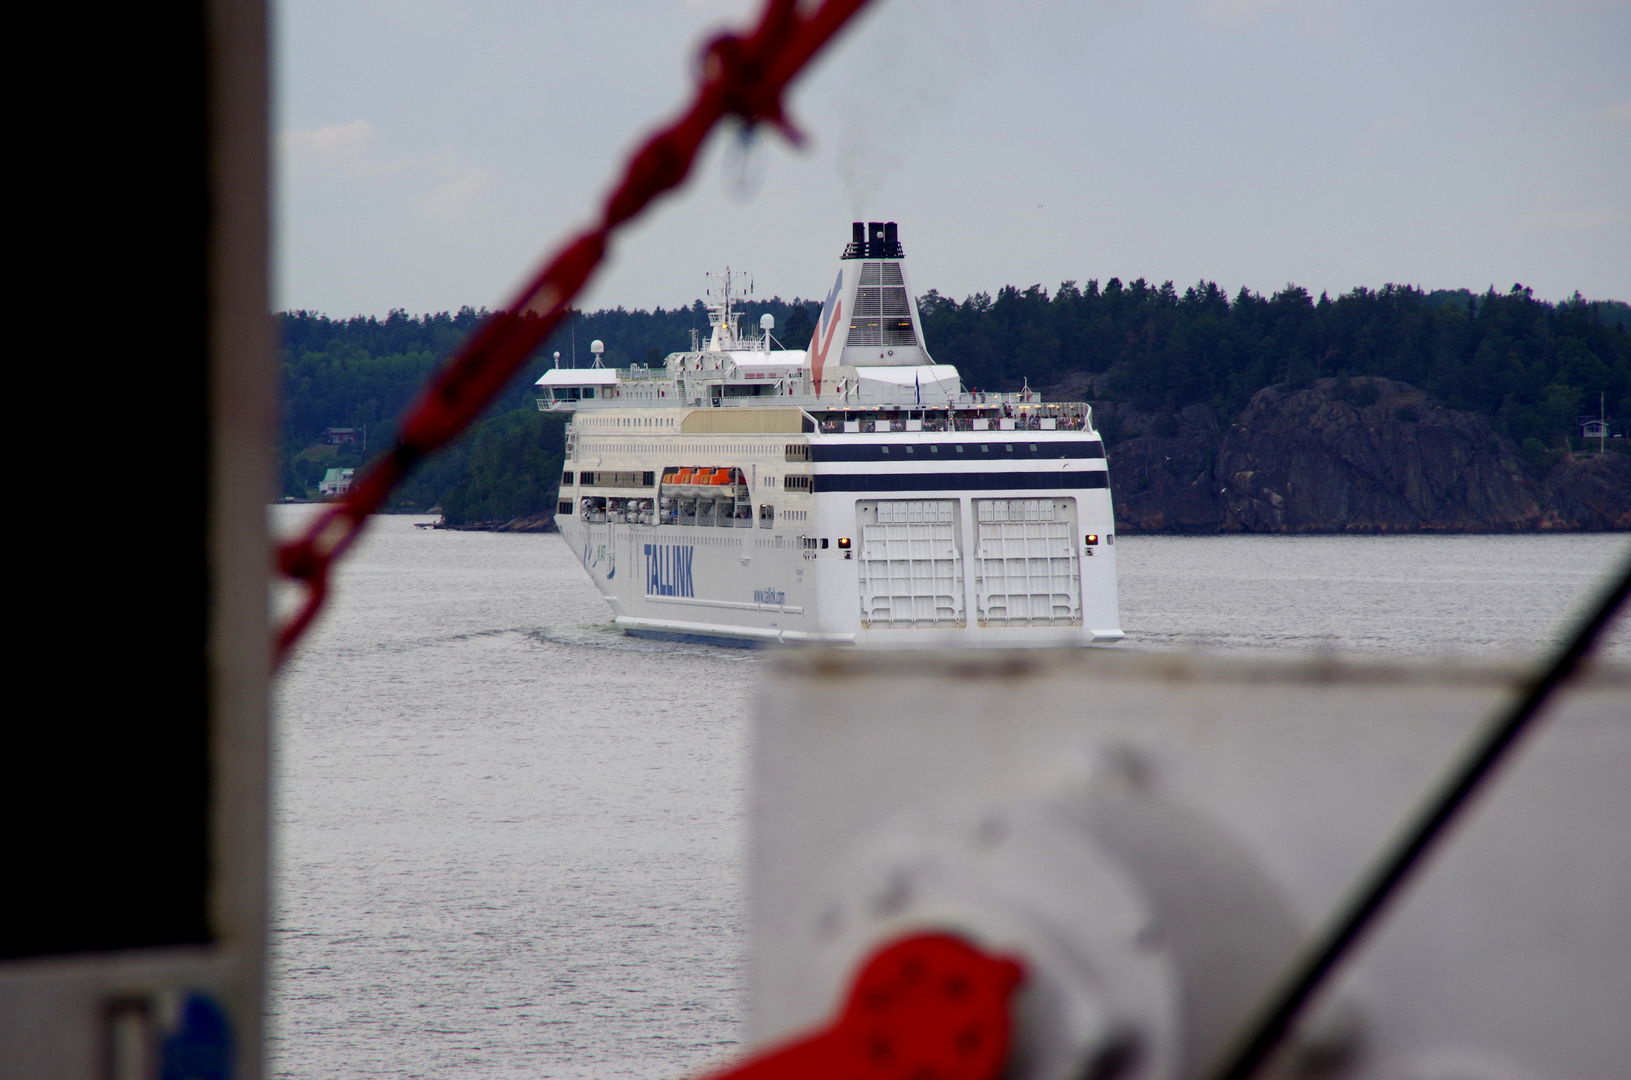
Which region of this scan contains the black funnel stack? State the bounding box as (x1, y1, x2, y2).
(842, 221, 904, 260)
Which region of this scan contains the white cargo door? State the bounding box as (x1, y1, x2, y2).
(856, 500, 964, 628)
(975, 499, 1081, 625)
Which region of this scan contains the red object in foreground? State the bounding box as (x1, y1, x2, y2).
(696, 934, 1024, 1080)
(273, 0, 875, 665)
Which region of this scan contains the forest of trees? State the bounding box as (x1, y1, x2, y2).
(278, 282, 1630, 523)
(279, 297, 820, 519)
(923, 281, 1631, 456)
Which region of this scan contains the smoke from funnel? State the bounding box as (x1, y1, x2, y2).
(826, 0, 991, 215)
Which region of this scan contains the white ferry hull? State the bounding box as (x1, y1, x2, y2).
(542, 221, 1124, 649)
(556, 430, 1122, 648)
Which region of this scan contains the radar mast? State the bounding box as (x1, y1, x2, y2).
(704, 267, 752, 351)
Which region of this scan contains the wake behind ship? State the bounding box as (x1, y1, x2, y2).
(540, 223, 1123, 647)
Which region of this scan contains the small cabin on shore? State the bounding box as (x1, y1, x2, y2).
(1578, 417, 1615, 440)
(319, 468, 354, 496)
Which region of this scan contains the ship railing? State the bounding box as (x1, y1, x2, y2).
(656, 496, 756, 528)
(813, 401, 1093, 434)
(949, 413, 1092, 432)
(951, 393, 1090, 412)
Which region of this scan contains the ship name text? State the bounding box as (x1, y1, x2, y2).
(645, 543, 695, 598)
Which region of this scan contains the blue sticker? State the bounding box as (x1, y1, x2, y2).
(161, 992, 233, 1080)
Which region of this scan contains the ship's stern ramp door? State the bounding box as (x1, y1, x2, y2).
(856, 499, 965, 628)
(975, 498, 1082, 626)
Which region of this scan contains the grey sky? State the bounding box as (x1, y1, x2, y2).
(277, 0, 1631, 316)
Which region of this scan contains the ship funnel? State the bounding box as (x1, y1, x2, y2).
(807, 221, 930, 384)
(842, 221, 905, 260)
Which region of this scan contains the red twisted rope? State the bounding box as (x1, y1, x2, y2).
(275, 0, 876, 664)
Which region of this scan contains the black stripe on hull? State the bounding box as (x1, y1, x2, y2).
(813, 471, 1109, 493)
(811, 440, 1104, 463)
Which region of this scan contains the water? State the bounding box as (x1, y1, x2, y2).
(1115, 533, 1631, 658)
(270, 509, 761, 1079)
(268, 506, 1629, 1079)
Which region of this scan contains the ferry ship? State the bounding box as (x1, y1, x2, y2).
(539, 222, 1122, 647)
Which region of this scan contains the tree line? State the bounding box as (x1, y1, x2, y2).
(278, 282, 1628, 521)
(921, 280, 1630, 455)
(278, 297, 820, 519)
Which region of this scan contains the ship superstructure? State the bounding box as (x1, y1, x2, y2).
(539, 222, 1122, 646)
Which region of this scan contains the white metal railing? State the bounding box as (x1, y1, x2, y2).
(540, 384, 1095, 431)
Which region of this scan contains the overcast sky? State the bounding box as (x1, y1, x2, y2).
(276, 0, 1631, 317)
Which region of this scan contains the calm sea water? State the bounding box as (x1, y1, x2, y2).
(268, 506, 1629, 1079)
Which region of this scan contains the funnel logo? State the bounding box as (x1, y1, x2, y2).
(808, 269, 844, 396)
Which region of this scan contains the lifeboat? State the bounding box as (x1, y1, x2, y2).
(664, 466, 744, 499)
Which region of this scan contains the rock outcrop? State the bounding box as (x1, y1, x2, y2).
(431, 509, 557, 532)
(1104, 405, 1225, 533)
(1215, 379, 1541, 532)
(1539, 453, 1631, 530)
(1103, 378, 1628, 533)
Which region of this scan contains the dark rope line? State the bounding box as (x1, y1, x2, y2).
(1206, 545, 1631, 1080)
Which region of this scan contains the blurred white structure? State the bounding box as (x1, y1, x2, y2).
(750, 649, 1631, 1080)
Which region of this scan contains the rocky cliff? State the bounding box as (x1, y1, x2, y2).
(1102, 378, 1629, 533)
(1541, 453, 1631, 530)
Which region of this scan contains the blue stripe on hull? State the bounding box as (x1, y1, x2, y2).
(813, 471, 1109, 492)
(623, 627, 767, 649)
(811, 440, 1104, 462)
